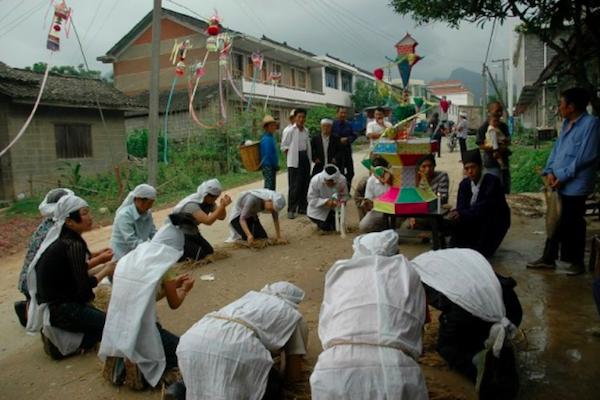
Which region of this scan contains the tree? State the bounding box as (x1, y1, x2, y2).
(389, 0, 600, 114)
(351, 80, 386, 111)
(25, 62, 102, 79)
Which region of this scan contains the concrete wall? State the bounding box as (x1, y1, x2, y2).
(0, 96, 13, 200)
(5, 104, 127, 199)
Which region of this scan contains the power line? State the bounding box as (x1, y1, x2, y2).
(484, 18, 496, 65)
(164, 0, 209, 21)
(81, 0, 103, 45)
(0, 0, 23, 25)
(327, 0, 397, 42)
(0, 0, 47, 39)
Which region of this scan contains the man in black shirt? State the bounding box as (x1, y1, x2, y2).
(34, 198, 115, 359)
(476, 101, 511, 194)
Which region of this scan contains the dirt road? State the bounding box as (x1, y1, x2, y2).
(2, 140, 599, 399)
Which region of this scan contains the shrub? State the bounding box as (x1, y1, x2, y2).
(510, 143, 552, 192)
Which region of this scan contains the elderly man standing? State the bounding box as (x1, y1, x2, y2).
(332, 107, 357, 191)
(527, 88, 600, 276)
(311, 118, 342, 176)
(281, 108, 312, 219)
(110, 184, 157, 261)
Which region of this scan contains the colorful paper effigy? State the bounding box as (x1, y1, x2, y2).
(371, 139, 438, 215)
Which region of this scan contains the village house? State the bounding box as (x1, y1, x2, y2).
(0, 62, 141, 201)
(98, 8, 374, 139)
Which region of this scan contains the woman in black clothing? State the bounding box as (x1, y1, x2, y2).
(28, 195, 115, 359)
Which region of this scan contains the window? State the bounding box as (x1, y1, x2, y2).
(290, 68, 296, 87)
(341, 71, 353, 92)
(55, 124, 92, 158)
(296, 69, 307, 89)
(325, 67, 338, 89)
(232, 53, 244, 78)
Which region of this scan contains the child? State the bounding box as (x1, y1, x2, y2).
(485, 115, 508, 170)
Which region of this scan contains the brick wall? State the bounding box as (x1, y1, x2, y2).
(5, 104, 127, 198)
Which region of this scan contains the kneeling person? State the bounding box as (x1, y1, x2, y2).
(311, 230, 428, 399)
(27, 195, 115, 359)
(307, 165, 348, 231)
(173, 282, 308, 400)
(358, 166, 393, 233)
(228, 189, 286, 244)
(174, 179, 231, 261)
(100, 214, 195, 389)
(110, 184, 157, 261)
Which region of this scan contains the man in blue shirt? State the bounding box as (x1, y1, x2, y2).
(110, 184, 157, 260)
(527, 88, 600, 276)
(260, 115, 279, 190)
(332, 107, 357, 191)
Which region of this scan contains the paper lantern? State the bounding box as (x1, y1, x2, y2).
(373, 68, 384, 81)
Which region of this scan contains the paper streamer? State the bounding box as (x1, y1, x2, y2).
(162, 76, 178, 163)
(0, 65, 50, 159)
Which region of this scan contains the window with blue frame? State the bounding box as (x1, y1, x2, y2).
(325, 67, 338, 89)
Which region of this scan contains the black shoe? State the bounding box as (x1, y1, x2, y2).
(297, 209, 307, 215)
(14, 300, 27, 327)
(526, 257, 556, 270)
(162, 381, 186, 400)
(41, 334, 67, 360)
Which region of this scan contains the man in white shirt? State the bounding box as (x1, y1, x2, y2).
(456, 112, 469, 155)
(358, 166, 392, 233)
(281, 108, 312, 219)
(366, 107, 392, 147)
(307, 165, 348, 231)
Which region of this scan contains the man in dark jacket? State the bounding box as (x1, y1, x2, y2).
(331, 107, 357, 191)
(448, 149, 511, 258)
(311, 118, 342, 176)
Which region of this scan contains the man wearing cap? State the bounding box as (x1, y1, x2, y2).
(307, 165, 348, 231)
(311, 118, 342, 176)
(260, 115, 280, 190)
(110, 184, 157, 261)
(281, 109, 312, 219)
(456, 112, 469, 156)
(447, 149, 510, 258)
(332, 107, 358, 191)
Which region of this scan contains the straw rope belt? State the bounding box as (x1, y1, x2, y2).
(326, 339, 415, 360)
(208, 314, 259, 337)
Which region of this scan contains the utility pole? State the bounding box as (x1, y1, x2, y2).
(491, 58, 509, 107)
(482, 63, 488, 120)
(147, 0, 162, 186)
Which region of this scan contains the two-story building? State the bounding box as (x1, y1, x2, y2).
(98, 8, 373, 139)
(427, 80, 475, 122)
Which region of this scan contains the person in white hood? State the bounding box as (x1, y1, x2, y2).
(307, 164, 348, 231)
(15, 188, 73, 327)
(412, 248, 522, 398)
(310, 230, 429, 399)
(168, 281, 308, 400)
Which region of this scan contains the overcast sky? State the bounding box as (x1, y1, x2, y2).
(0, 0, 511, 81)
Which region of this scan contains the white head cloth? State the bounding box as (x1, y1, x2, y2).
(352, 229, 399, 258)
(173, 179, 222, 213)
(320, 118, 333, 126)
(226, 189, 286, 241)
(26, 194, 89, 354)
(116, 184, 157, 214)
(261, 281, 305, 307)
(412, 248, 516, 357)
(38, 188, 74, 217)
(319, 164, 342, 183)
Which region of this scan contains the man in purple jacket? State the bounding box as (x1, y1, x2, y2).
(332, 107, 357, 192)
